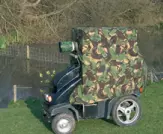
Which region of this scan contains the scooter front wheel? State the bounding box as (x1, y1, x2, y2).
(51, 113, 76, 134)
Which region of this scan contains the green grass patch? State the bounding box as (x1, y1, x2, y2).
(0, 30, 20, 49)
(1, 81, 163, 134)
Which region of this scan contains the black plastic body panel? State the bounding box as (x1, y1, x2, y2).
(43, 103, 80, 121)
(50, 77, 81, 105)
(84, 105, 98, 118)
(72, 99, 115, 119)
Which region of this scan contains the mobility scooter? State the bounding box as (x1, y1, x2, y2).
(42, 27, 146, 134)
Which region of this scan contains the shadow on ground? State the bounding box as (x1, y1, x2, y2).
(24, 97, 117, 134)
(102, 118, 117, 126)
(24, 97, 53, 133)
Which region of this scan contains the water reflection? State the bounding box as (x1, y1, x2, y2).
(0, 56, 68, 108)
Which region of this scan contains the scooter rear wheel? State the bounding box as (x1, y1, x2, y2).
(112, 95, 142, 126)
(51, 113, 76, 134)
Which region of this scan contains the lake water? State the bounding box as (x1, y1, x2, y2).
(0, 56, 69, 108)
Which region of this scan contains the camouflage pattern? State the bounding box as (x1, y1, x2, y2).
(69, 27, 146, 104)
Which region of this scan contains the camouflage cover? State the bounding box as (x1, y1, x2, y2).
(70, 27, 146, 104)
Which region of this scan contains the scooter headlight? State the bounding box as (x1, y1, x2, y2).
(44, 94, 52, 102)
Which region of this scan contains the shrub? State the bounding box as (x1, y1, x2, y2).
(0, 0, 163, 45)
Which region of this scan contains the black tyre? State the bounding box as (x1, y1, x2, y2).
(51, 113, 76, 134)
(112, 95, 142, 126)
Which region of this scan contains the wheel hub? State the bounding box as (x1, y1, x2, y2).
(60, 124, 66, 128)
(57, 119, 71, 133)
(125, 109, 131, 114)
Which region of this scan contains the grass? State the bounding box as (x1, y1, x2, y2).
(1, 81, 163, 134)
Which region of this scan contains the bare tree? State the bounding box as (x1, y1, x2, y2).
(19, 0, 41, 18)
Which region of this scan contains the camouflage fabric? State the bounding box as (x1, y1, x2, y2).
(70, 27, 146, 104)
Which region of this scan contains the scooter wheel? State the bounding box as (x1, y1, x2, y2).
(51, 113, 76, 134)
(112, 95, 142, 126)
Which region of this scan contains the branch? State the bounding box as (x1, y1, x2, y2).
(27, 0, 77, 20)
(117, 9, 134, 16)
(19, 0, 41, 18)
(25, 0, 41, 7)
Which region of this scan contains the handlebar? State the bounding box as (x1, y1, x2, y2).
(70, 53, 78, 59)
(70, 53, 81, 66)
